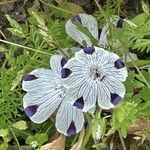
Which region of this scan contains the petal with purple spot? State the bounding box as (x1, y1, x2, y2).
(114, 59, 125, 69)
(61, 68, 72, 78)
(50, 55, 66, 74)
(71, 15, 81, 24)
(23, 74, 38, 81)
(61, 57, 67, 67)
(73, 97, 84, 109)
(83, 46, 95, 54)
(56, 102, 84, 136)
(65, 13, 98, 47)
(67, 121, 76, 136)
(111, 93, 122, 105)
(117, 18, 124, 28)
(24, 105, 38, 117)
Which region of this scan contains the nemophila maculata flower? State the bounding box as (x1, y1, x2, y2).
(61, 46, 128, 112)
(22, 55, 84, 136)
(65, 13, 124, 49)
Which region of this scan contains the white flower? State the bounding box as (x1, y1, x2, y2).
(65, 14, 124, 48)
(61, 46, 128, 112)
(22, 55, 84, 136)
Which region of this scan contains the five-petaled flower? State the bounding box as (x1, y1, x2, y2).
(61, 46, 128, 112)
(22, 55, 84, 136)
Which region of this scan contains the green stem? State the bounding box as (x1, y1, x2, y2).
(128, 53, 150, 88)
(81, 114, 92, 149)
(0, 39, 51, 56)
(10, 128, 22, 150)
(118, 130, 126, 150)
(40, 0, 75, 15)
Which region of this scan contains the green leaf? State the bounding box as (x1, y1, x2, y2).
(0, 143, 8, 150)
(127, 60, 150, 68)
(5, 14, 25, 37)
(26, 133, 48, 148)
(12, 120, 28, 130)
(132, 13, 149, 26)
(0, 129, 9, 138)
(120, 126, 128, 138)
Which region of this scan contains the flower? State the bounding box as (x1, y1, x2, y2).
(61, 46, 128, 112)
(65, 13, 124, 49)
(22, 55, 84, 136)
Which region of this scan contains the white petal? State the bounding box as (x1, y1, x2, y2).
(79, 14, 98, 40)
(65, 13, 98, 47)
(98, 24, 108, 48)
(23, 90, 63, 123)
(98, 16, 123, 48)
(56, 102, 84, 136)
(97, 82, 114, 109)
(50, 55, 67, 74)
(103, 76, 126, 98)
(22, 68, 60, 92)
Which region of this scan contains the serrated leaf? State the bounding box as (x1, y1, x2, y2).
(5, 15, 25, 37)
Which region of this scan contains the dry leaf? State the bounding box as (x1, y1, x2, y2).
(128, 117, 150, 138)
(41, 134, 65, 150)
(71, 128, 85, 150)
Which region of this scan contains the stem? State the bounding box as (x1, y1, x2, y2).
(94, 0, 102, 11)
(118, 130, 126, 150)
(0, 39, 51, 56)
(81, 114, 92, 149)
(40, 0, 75, 15)
(10, 128, 22, 150)
(128, 53, 150, 88)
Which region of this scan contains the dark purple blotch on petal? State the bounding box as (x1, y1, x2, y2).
(111, 93, 122, 105)
(24, 105, 38, 117)
(67, 121, 76, 136)
(117, 18, 124, 28)
(83, 46, 95, 54)
(61, 57, 67, 67)
(23, 74, 38, 81)
(61, 68, 72, 78)
(71, 15, 81, 24)
(73, 97, 84, 109)
(114, 59, 125, 69)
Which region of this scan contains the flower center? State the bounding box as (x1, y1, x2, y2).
(89, 66, 105, 81)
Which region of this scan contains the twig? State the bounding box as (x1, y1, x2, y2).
(0, 39, 51, 56)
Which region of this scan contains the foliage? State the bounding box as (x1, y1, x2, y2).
(0, 0, 150, 149)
